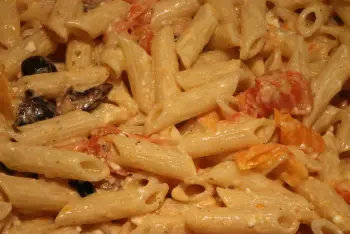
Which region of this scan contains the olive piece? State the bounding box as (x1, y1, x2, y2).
(68, 180, 95, 197)
(21, 56, 57, 76)
(14, 91, 58, 127)
(58, 83, 113, 114)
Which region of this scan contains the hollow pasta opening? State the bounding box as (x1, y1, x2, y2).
(80, 160, 102, 173)
(247, 38, 265, 58)
(145, 191, 161, 205)
(138, 179, 149, 187)
(278, 214, 295, 230)
(266, 1, 275, 10)
(184, 184, 206, 197)
(305, 12, 317, 27)
(254, 121, 275, 143)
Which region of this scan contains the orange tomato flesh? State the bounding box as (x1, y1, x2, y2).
(235, 143, 308, 187)
(274, 109, 325, 153)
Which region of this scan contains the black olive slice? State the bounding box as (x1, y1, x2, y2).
(21, 56, 57, 76)
(14, 91, 58, 127)
(58, 83, 113, 114)
(68, 180, 95, 197)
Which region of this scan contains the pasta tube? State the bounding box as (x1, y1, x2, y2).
(0, 173, 79, 212)
(176, 3, 219, 68)
(56, 183, 169, 225)
(106, 134, 196, 180)
(144, 76, 239, 135)
(0, 142, 110, 181)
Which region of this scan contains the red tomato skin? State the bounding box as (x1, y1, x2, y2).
(236, 70, 313, 118)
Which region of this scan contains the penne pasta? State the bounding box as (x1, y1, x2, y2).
(182, 118, 275, 158)
(118, 35, 155, 114)
(18, 0, 56, 23)
(297, 4, 330, 38)
(14, 67, 110, 99)
(0, 201, 11, 221)
(0, 0, 20, 49)
(171, 177, 214, 203)
(65, 38, 93, 70)
(66, 0, 130, 39)
(47, 0, 83, 42)
(1, 29, 57, 79)
(0, 173, 79, 212)
(56, 183, 168, 225)
(144, 76, 239, 135)
(176, 3, 219, 68)
(176, 59, 242, 90)
(318, 133, 341, 185)
(303, 45, 350, 127)
(333, 0, 350, 28)
(240, 0, 267, 60)
(152, 26, 180, 102)
(99, 48, 125, 79)
(106, 134, 196, 180)
(0, 142, 110, 181)
(295, 177, 350, 231)
(91, 103, 129, 126)
(217, 188, 318, 224)
(15, 110, 104, 145)
(151, 0, 200, 31)
(185, 207, 300, 234)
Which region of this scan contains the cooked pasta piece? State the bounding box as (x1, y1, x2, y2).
(15, 110, 104, 145)
(47, 0, 83, 42)
(217, 188, 318, 224)
(198, 161, 240, 188)
(91, 103, 129, 125)
(333, 0, 350, 28)
(295, 177, 350, 231)
(0, 173, 79, 212)
(0, 0, 20, 49)
(312, 105, 341, 134)
(118, 35, 155, 114)
(318, 133, 341, 185)
(182, 118, 275, 158)
(151, 0, 200, 31)
(311, 218, 344, 234)
(130, 215, 188, 234)
(297, 4, 330, 38)
(107, 79, 139, 117)
(0, 142, 110, 181)
(176, 59, 242, 90)
(65, 38, 93, 70)
(99, 48, 125, 79)
(14, 67, 109, 99)
(152, 26, 180, 102)
(66, 0, 130, 39)
(192, 50, 232, 68)
(1, 29, 57, 79)
(303, 45, 350, 127)
(171, 177, 214, 203)
(0, 201, 11, 221)
(185, 207, 300, 234)
(145, 76, 239, 135)
(336, 107, 350, 153)
(18, 0, 56, 23)
(240, 0, 267, 60)
(106, 134, 196, 180)
(56, 183, 168, 225)
(176, 3, 219, 68)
